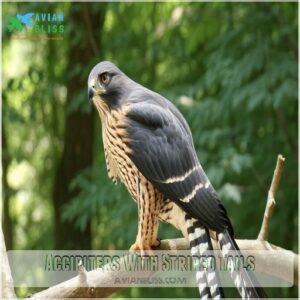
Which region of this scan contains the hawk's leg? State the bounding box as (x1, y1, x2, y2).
(129, 176, 161, 255)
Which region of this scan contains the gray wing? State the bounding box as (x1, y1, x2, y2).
(124, 96, 233, 234)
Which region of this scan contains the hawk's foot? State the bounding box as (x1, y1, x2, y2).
(129, 241, 157, 256)
(151, 238, 161, 248)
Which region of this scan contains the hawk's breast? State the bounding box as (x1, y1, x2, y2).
(103, 108, 139, 201)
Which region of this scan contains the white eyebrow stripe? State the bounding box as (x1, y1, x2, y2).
(181, 183, 203, 203)
(162, 166, 200, 183)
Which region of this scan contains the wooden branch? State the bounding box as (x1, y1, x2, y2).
(258, 154, 285, 241)
(30, 254, 146, 298)
(30, 237, 298, 299)
(0, 227, 17, 299)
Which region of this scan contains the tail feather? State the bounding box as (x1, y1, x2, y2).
(186, 215, 225, 299)
(218, 230, 268, 299)
(205, 227, 225, 299)
(186, 216, 211, 299)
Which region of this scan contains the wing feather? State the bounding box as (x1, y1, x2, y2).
(125, 97, 233, 234)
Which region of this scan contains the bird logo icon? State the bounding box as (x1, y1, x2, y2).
(8, 12, 34, 32)
(17, 13, 35, 27)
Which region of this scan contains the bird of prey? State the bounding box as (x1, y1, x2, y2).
(88, 61, 267, 299)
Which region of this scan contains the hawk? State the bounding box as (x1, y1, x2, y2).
(88, 61, 267, 299)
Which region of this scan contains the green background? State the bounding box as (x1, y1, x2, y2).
(2, 1, 298, 298)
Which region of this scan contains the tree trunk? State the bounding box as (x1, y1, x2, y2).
(53, 3, 107, 250)
(2, 112, 13, 250)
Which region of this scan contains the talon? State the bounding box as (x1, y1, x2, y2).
(129, 242, 155, 256)
(152, 238, 161, 248)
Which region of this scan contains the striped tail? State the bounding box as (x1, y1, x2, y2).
(218, 230, 268, 299)
(186, 215, 225, 299)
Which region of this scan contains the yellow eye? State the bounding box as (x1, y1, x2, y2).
(99, 72, 109, 85)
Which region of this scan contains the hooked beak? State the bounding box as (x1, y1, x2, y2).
(88, 77, 105, 102)
(88, 86, 95, 100)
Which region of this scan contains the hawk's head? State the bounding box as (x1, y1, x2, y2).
(88, 61, 134, 117)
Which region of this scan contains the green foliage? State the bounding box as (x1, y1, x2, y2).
(2, 2, 297, 298)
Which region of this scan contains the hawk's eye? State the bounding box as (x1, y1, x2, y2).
(99, 72, 109, 85)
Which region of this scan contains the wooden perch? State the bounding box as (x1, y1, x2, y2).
(258, 154, 285, 241)
(29, 238, 298, 299)
(1, 154, 298, 298)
